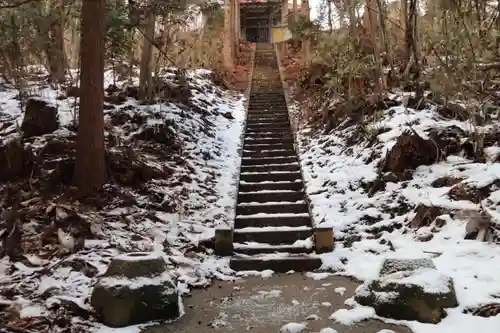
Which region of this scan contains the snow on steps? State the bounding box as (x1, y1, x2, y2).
(216, 44, 333, 273)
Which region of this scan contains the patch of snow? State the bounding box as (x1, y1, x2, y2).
(0, 66, 247, 331)
(329, 306, 376, 325)
(295, 97, 500, 333)
(306, 314, 321, 320)
(334, 287, 346, 296)
(280, 322, 307, 333)
(319, 328, 339, 333)
(305, 272, 331, 280)
(20, 305, 47, 318)
(381, 267, 451, 294)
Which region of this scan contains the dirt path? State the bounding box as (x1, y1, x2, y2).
(145, 274, 412, 333)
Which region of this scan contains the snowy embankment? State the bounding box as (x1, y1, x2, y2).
(0, 67, 245, 331)
(293, 94, 500, 333)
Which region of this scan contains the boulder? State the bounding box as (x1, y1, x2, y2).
(90, 252, 179, 327)
(355, 258, 458, 324)
(381, 131, 441, 175)
(21, 99, 59, 137)
(409, 204, 447, 228)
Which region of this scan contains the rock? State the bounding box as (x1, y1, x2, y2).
(355, 258, 458, 324)
(448, 180, 500, 204)
(431, 176, 464, 188)
(381, 131, 441, 175)
(415, 228, 434, 242)
(0, 139, 33, 181)
(471, 303, 500, 317)
(21, 99, 59, 137)
(66, 86, 80, 97)
(222, 111, 234, 120)
(133, 124, 176, 146)
(436, 103, 469, 121)
(90, 252, 179, 327)
(427, 126, 465, 157)
(409, 204, 447, 228)
(104, 92, 127, 105)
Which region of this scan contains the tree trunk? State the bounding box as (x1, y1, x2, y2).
(408, 0, 421, 98)
(139, 0, 156, 101)
(376, 0, 394, 73)
(327, 0, 333, 32)
(367, 0, 384, 94)
(223, 0, 234, 70)
(301, 0, 311, 63)
(73, 0, 107, 194)
(347, 0, 357, 51)
(46, 0, 68, 83)
(401, 0, 410, 67)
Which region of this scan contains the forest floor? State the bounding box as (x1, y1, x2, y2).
(0, 66, 247, 332)
(2, 53, 500, 333)
(288, 87, 500, 333)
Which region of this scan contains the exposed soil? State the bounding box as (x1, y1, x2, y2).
(145, 274, 412, 333)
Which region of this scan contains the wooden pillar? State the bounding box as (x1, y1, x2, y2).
(235, 0, 240, 40)
(269, 9, 273, 43)
(233, 0, 239, 58)
(292, 0, 298, 21)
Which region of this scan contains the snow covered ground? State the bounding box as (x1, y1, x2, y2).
(294, 94, 500, 333)
(0, 67, 246, 331)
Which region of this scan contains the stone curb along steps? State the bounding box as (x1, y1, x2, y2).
(215, 43, 334, 273)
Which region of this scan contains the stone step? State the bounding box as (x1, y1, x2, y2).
(246, 127, 291, 134)
(249, 98, 285, 102)
(240, 171, 301, 182)
(236, 202, 308, 215)
(246, 121, 290, 128)
(235, 214, 311, 228)
(238, 190, 304, 203)
(242, 149, 295, 158)
(249, 103, 286, 107)
(230, 257, 322, 272)
(233, 228, 313, 244)
(247, 104, 287, 109)
(246, 123, 290, 130)
(240, 163, 299, 173)
(244, 142, 294, 150)
(246, 114, 289, 120)
(244, 137, 294, 144)
(241, 156, 297, 165)
(237, 182, 304, 194)
(247, 109, 288, 114)
(249, 96, 285, 101)
(245, 129, 292, 135)
(247, 112, 289, 118)
(233, 244, 313, 255)
(246, 116, 290, 122)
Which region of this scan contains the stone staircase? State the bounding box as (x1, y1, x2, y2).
(215, 44, 333, 273)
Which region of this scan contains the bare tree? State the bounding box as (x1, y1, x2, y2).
(139, 0, 156, 101)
